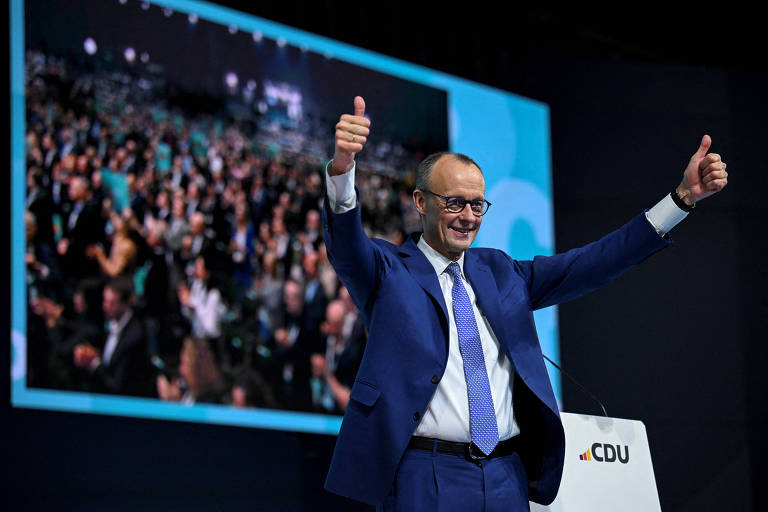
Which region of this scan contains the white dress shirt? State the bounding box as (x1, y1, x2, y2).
(90, 310, 133, 370)
(183, 280, 224, 339)
(325, 161, 688, 441)
(413, 236, 519, 441)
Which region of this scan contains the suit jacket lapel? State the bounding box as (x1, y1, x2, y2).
(397, 235, 449, 324)
(107, 315, 136, 367)
(463, 251, 515, 365)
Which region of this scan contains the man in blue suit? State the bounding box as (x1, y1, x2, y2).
(322, 97, 728, 511)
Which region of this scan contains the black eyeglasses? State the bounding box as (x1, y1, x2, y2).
(422, 190, 492, 216)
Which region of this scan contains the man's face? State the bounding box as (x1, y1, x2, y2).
(172, 198, 185, 217)
(190, 213, 205, 235)
(323, 302, 346, 336)
(193, 256, 209, 280)
(68, 177, 86, 202)
(284, 282, 303, 316)
(413, 156, 485, 261)
(306, 210, 320, 231)
(303, 252, 319, 277)
(102, 287, 128, 321)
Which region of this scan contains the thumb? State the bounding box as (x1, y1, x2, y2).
(693, 134, 711, 159)
(354, 96, 365, 117)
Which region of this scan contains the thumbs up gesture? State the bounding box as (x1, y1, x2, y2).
(331, 96, 370, 175)
(677, 135, 728, 205)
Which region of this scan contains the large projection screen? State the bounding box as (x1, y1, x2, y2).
(11, 0, 557, 434)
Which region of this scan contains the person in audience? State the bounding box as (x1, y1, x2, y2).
(57, 175, 104, 281)
(230, 366, 278, 409)
(25, 211, 62, 302)
(152, 189, 172, 225)
(86, 209, 138, 278)
(269, 279, 318, 410)
(178, 254, 226, 343)
(165, 196, 189, 254)
(37, 284, 101, 390)
(26, 166, 55, 247)
(157, 337, 224, 405)
(310, 298, 366, 414)
(229, 201, 256, 292)
(140, 220, 179, 359)
(179, 211, 212, 268)
(301, 250, 327, 331)
(72, 277, 156, 397)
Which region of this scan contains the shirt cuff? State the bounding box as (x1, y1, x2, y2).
(325, 161, 357, 213)
(645, 193, 689, 237)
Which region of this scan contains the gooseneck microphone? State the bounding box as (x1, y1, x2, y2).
(542, 354, 608, 417)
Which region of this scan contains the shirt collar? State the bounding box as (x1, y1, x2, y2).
(109, 310, 133, 334)
(416, 235, 465, 278)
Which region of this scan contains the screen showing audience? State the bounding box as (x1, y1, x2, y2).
(12, 0, 557, 434)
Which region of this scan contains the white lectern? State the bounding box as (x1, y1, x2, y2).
(530, 413, 662, 511)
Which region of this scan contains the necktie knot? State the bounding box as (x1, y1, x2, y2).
(445, 261, 461, 280)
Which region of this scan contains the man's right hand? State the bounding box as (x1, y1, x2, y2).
(331, 96, 370, 175)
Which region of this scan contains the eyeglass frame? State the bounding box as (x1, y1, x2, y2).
(420, 189, 492, 217)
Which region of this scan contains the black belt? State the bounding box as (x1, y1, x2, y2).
(408, 435, 522, 463)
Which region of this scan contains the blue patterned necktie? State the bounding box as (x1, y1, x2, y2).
(446, 262, 499, 455)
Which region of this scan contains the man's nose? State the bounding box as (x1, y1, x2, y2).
(457, 203, 476, 222)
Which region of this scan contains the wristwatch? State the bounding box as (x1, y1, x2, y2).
(670, 187, 695, 212)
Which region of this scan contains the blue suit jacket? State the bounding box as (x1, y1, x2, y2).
(322, 195, 671, 506)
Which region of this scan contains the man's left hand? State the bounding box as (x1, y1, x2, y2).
(74, 343, 99, 368)
(677, 135, 728, 205)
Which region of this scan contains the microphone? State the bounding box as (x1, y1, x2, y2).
(542, 354, 608, 417)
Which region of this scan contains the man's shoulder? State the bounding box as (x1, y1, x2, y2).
(371, 237, 399, 252)
(121, 314, 146, 343)
(467, 246, 516, 267)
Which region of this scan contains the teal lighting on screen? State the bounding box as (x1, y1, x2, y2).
(10, 0, 559, 433)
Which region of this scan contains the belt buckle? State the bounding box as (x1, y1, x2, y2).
(466, 442, 489, 464)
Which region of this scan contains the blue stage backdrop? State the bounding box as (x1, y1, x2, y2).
(11, 0, 556, 433)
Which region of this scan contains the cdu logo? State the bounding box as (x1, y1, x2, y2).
(578, 443, 629, 464)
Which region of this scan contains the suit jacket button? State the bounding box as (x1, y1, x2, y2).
(413, 412, 421, 421)
(431, 375, 440, 384)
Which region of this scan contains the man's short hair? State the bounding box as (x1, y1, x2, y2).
(105, 276, 135, 304)
(413, 152, 482, 191)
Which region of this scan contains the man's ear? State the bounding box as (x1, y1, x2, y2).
(413, 189, 427, 215)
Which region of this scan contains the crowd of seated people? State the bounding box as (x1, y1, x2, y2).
(23, 50, 424, 414)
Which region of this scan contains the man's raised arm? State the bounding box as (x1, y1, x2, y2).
(521, 134, 730, 310)
(322, 96, 383, 310)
